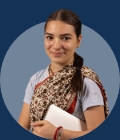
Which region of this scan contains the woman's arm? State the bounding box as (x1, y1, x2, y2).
(18, 102, 30, 130)
(31, 105, 105, 139)
(60, 105, 105, 139)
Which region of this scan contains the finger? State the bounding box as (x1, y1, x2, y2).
(32, 127, 34, 132)
(32, 131, 44, 139)
(33, 126, 41, 133)
(32, 130, 39, 136)
(31, 120, 45, 126)
(32, 126, 44, 138)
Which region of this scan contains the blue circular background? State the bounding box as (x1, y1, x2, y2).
(0, 21, 120, 132)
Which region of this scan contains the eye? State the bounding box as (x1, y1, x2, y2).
(46, 36, 53, 40)
(62, 37, 71, 41)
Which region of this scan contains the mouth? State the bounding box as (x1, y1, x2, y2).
(51, 52, 65, 57)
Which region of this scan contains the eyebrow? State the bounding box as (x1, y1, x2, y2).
(45, 32, 72, 36)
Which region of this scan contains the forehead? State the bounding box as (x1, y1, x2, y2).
(45, 20, 75, 35)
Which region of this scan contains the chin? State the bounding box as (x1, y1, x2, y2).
(51, 58, 66, 64)
(52, 60, 65, 64)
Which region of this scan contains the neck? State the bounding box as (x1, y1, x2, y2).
(50, 63, 65, 73)
(50, 56, 74, 73)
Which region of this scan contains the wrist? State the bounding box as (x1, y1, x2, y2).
(57, 127, 63, 140)
(53, 126, 63, 140)
(60, 129, 68, 140)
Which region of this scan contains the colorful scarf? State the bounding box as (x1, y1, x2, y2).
(30, 64, 109, 123)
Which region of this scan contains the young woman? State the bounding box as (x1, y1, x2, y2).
(18, 9, 109, 140)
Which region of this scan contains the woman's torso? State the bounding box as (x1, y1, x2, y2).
(23, 66, 104, 122)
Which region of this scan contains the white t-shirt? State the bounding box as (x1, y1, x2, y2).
(23, 66, 104, 121)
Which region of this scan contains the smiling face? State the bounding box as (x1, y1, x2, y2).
(44, 20, 82, 66)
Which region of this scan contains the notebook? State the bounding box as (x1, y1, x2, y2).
(44, 104, 87, 131)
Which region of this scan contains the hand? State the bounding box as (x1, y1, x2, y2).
(31, 120, 57, 139)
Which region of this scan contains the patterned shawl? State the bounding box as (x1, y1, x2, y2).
(30, 64, 109, 123)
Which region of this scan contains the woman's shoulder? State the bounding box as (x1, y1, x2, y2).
(83, 77, 99, 90)
(81, 65, 102, 86)
(30, 69, 45, 80)
(29, 66, 49, 84)
(83, 77, 95, 84)
(81, 65, 103, 93)
(81, 66, 98, 77)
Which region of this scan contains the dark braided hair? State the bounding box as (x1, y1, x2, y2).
(44, 9, 84, 93)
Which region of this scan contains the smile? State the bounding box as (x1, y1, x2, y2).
(51, 52, 65, 57)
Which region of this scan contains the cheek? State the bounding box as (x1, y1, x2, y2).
(44, 41, 51, 50)
(63, 43, 76, 51)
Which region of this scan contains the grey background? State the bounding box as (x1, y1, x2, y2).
(0, 22, 119, 121)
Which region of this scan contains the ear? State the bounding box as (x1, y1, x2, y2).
(77, 34, 82, 48)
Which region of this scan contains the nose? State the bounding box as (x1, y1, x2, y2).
(53, 38, 62, 50)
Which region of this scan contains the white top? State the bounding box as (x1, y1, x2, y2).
(23, 66, 104, 121)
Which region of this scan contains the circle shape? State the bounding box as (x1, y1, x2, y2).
(0, 22, 119, 121)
